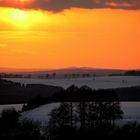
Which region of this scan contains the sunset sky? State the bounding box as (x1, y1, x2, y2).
(0, 0, 140, 70)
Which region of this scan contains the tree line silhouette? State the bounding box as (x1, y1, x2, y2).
(0, 72, 94, 79)
(22, 84, 140, 111)
(22, 85, 119, 111)
(1, 102, 140, 140)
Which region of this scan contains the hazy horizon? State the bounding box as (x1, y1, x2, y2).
(0, 66, 137, 73)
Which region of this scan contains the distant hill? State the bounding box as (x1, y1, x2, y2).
(0, 67, 125, 78)
(32, 67, 125, 75)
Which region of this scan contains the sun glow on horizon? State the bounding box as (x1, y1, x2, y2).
(14, 0, 33, 3)
(17, 0, 35, 4)
(12, 10, 29, 22)
(16, 0, 26, 2)
(19, 0, 26, 2)
(0, 8, 45, 29)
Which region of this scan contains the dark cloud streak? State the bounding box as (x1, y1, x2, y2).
(0, 0, 140, 12)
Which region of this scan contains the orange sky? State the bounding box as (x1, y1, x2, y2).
(0, 5, 140, 69)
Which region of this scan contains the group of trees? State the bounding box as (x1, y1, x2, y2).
(45, 101, 123, 140)
(64, 73, 95, 78)
(44, 101, 140, 140)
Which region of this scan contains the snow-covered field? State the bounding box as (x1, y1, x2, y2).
(20, 103, 60, 125)
(20, 102, 140, 125)
(0, 104, 23, 114)
(5, 76, 140, 89)
(1, 102, 140, 125)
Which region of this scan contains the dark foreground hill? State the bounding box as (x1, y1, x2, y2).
(0, 79, 63, 104)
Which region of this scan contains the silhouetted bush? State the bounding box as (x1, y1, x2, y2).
(0, 108, 42, 140)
